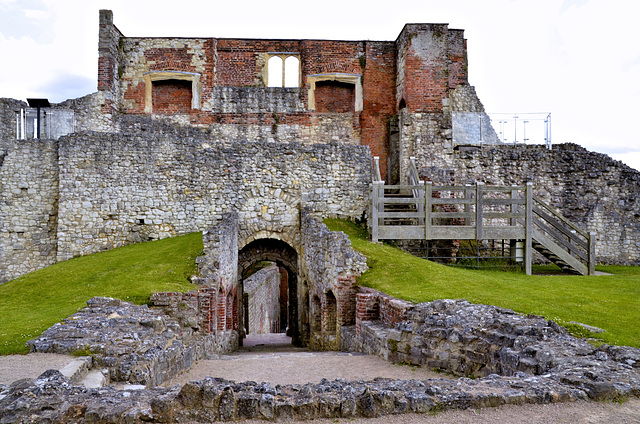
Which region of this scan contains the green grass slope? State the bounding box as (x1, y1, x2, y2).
(325, 219, 640, 348)
(0, 233, 202, 355)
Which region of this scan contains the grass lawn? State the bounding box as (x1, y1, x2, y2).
(325, 219, 640, 348)
(0, 233, 202, 355)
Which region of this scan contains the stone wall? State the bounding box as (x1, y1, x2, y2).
(244, 264, 281, 335)
(0, 98, 26, 140)
(56, 92, 115, 133)
(55, 132, 371, 262)
(300, 211, 368, 349)
(0, 138, 59, 282)
(342, 294, 640, 401)
(10, 292, 640, 423)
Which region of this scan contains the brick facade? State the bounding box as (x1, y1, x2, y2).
(97, 11, 475, 182)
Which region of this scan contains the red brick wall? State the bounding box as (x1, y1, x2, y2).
(152, 80, 192, 114)
(404, 54, 448, 113)
(355, 287, 414, 335)
(361, 41, 396, 180)
(147, 47, 196, 72)
(216, 41, 257, 87)
(111, 35, 409, 179)
(315, 81, 355, 113)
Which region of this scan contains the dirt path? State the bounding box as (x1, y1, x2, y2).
(167, 350, 445, 386)
(0, 352, 74, 385)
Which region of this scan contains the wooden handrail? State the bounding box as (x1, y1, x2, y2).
(369, 180, 595, 275)
(533, 195, 588, 238)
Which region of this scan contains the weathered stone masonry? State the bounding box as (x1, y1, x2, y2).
(0, 138, 59, 282)
(13, 293, 640, 422)
(1, 8, 639, 279)
(0, 126, 371, 282)
(56, 132, 370, 262)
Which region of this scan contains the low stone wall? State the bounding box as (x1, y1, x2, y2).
(27, 297, 236, 387)
(343, 296, 640, 401)
(10, 291, 640, 422)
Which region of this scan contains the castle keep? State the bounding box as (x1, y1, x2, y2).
(1, 11, 639, 349)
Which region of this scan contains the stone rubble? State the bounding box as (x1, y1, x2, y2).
(27, 297, 236, 388)
(8, 296, 638, 423)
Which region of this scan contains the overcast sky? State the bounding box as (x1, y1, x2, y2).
(1, 0, 638, 171)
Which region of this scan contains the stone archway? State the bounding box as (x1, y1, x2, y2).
(237, 238, 303, 347)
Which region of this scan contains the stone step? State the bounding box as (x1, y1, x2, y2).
(59, 356, 92, 384)
(79, 369, 108, 389)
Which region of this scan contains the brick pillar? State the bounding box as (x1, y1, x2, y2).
(355, 292, 379, 336)
(336, 276, 357, 327)
(217, 288, 226, 332)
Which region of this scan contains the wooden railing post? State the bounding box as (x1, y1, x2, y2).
(371, 181, 383, 242)
(425, 181, 432, 240)
(525, 182, 533, 276)
(372, 157, 382, 182)
(588, 231, 596, 275)
(464, 184, 472, 226)
(476, 182, 484, 241)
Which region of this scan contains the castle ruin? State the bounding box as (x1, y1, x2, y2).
(1, 10, 639, 350)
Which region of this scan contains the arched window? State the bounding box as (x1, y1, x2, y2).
(268, 56, 283, 87)
(284, 56, 300, 87)
(267, 54, 300, 87)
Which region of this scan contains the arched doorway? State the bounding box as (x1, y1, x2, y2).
(237, 238, 302, 347)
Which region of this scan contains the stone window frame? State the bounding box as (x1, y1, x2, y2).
(265, 53, 301, 88)
(307, 73, 363, 112)
(143, 71, 202, 114)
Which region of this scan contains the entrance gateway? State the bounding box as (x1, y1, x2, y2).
(238, 238, 301, 346)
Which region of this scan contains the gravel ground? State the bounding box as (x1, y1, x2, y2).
(0, 352, 74, 385)
(167, 350, 445, 386)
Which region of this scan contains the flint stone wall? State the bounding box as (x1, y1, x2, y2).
(420, 143, 639, 264)
(244, 264, 281, 335)
(0, 371, 598, 423)
(342, 294, 640, 401)
(56, 132, 370, 262)
(12, 291, 640, 422)
(0, 138, 59, 282)
(0, 98, 27, 140)
(300, 211, 368, 349)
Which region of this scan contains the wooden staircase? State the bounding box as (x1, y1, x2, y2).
(532, 239, 582, 275)
(370, 157, 596, 276)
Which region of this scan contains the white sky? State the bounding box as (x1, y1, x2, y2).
(1, 0, 639, 171)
